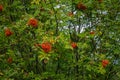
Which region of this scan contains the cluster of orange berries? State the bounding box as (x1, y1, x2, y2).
(41, 42, 52, 53)
(71, 42, 77, 49)
(102, 59, 109, 68)
(4, 28, 13, 36)
(28, 18, 38, 27)
(34, 42, 52, 53)
(7, 57, 13, 64)
(76, 2, 87, 11)
(76, 0, 103, 11)
(0, 5, 3, 11)
(68, 0, 103, 17)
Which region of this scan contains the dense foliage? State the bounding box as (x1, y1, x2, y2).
(0, 0, 120, 80)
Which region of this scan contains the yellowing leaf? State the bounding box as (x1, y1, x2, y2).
(31, 0, 40, 4)
(0, 72, 4, 76)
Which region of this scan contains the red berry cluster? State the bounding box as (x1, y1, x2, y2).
(76, 2, 87, 10)
(4, 28, 13, 37)
(7, 57, 13, 64)
(0, 5, 3, 11)
(28, 18, 38, 27)
(90, 31, 95, 35)
(102, 59, 109, 67)
(71, 42, 77, 49)
(41, 42, 52, 53)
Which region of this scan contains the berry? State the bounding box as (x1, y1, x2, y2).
(71, 42, 77, 48)
(28, 18, 38, 27)
(68, 12, 74, 17)
(41, 42, 52, 53)
(0, 5, 3, 11)
(7, 57, 13, 64)
(4, 28, 13, 37)
(102, 60, 109, 67)
(76, 2, 87, 10)
(90, 31, 95, 35)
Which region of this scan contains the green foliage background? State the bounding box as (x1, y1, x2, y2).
(0, 0, 120, 80)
